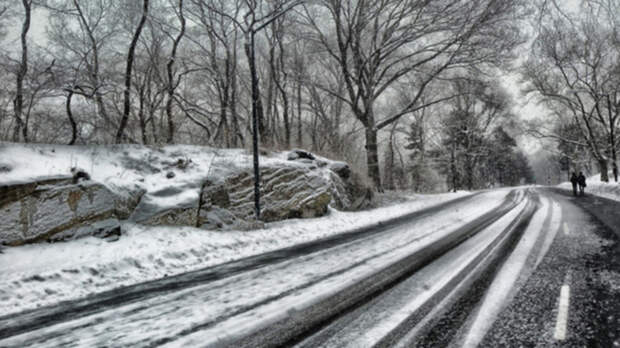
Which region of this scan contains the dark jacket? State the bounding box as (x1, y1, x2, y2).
(570, 173, 578, 185)
(577, 174, 586, 187)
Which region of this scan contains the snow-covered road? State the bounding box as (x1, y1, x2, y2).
(1, 189, 519, 347)
(2, 186, 618, 347)
(0, 190, 472, 317)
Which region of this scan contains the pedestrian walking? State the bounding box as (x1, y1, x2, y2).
(570, 172, 578, 196)
(577, 171, 586, 196)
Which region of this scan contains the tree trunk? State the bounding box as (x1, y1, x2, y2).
(245, 32, 262, 219)
(365, 126, 382, 191)
(310, 112, 318, 151)
(464, 154, 474, 190)
(450, 141, 458, 192)
(598, 158, 609, 182)
(165, 0, 185, 144)
(296, 79, 302, 147)
(13, 0, 31, 143)
(138, 84, 147, 144)
(282, 94, 290, 148)
(116, 0, 149, 144)
(212, 92, 230, 147)
(230, 69, 243, 147)
(66, 90, 77, 145)
(608, 98, 617, 182)
(263, 41, 276, 145)
(385, 130, 395, 191)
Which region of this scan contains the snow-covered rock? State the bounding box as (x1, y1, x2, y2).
(197, 166, 331, 226)
(0, 177, 119, 245)
(239, 166, 332, 222)
(0, 144, 373, 243)
(287, 149, 315, 161)
(129, 184, 201, 227)
(329, 161, 351, 179)
(109, 183, 146, 220)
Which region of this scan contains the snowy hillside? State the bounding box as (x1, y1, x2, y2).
(0, 143, 314, 204)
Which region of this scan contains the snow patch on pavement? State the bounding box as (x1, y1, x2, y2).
(0, 190, 472, 316)
(338, 199, 529, 348)
(161, 192, 511, 348)
(460, 195, 552, 348)
(0, 191, 511, 348)
(534, 200, 562, 268)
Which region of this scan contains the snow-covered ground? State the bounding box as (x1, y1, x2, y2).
(0, 192, 472, 316)
(557, 172, 620, 202)
(0, 189, 515, 347)
(0, 142, 476, 316)
(0, 143, 328, 213)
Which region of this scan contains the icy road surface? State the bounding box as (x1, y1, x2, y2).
(1, 187, 619, 347)
(0, 191, 471, 316)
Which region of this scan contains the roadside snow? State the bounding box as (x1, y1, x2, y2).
(0, 188, 472, 316)
(557, 173, 620, 202)
(0, 190, 511, 347)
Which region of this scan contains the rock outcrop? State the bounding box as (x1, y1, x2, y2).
(196, 151, 372, 228)
(0, 148, 372, 245)
(207, 166, 333, 223)
(0, 177, 120, 245)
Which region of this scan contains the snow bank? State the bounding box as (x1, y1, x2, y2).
(0, 191, 471, 316)
(557, 172, 620, 202)
(0, 142, 476, 315)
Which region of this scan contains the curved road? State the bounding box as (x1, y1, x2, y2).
(0, 187, 618, 347)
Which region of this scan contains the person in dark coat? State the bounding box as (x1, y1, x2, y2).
(570, 172, 578, 196)
(577, 171, 586, 196)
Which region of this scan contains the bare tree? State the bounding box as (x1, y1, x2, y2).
(45, 0, 122, 142)
(162, 0, 186, 144)
(133, 23, 166, 144)
(116, 0, 150, 143)
(200, 0, 307, 218)
(267, 15, 292, 147)
(524, 1, 620, 181)
(13, 0, 32, 142)
(186, 0, 244, 147)
(302, 0, 525, 190)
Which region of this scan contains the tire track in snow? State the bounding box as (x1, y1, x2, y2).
(534, 199, 563, 269)
(458, 194, 556, 348)
(295, 197, 533, 348)
(0, 193, 484, 341)
(0, 192, 514, 347)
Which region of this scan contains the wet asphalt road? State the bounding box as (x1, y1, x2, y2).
(414, 188, 620, 347)
(474, 189, 619, 347)
(0, 194, 480, 341)
(1, 188, 618, 347)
